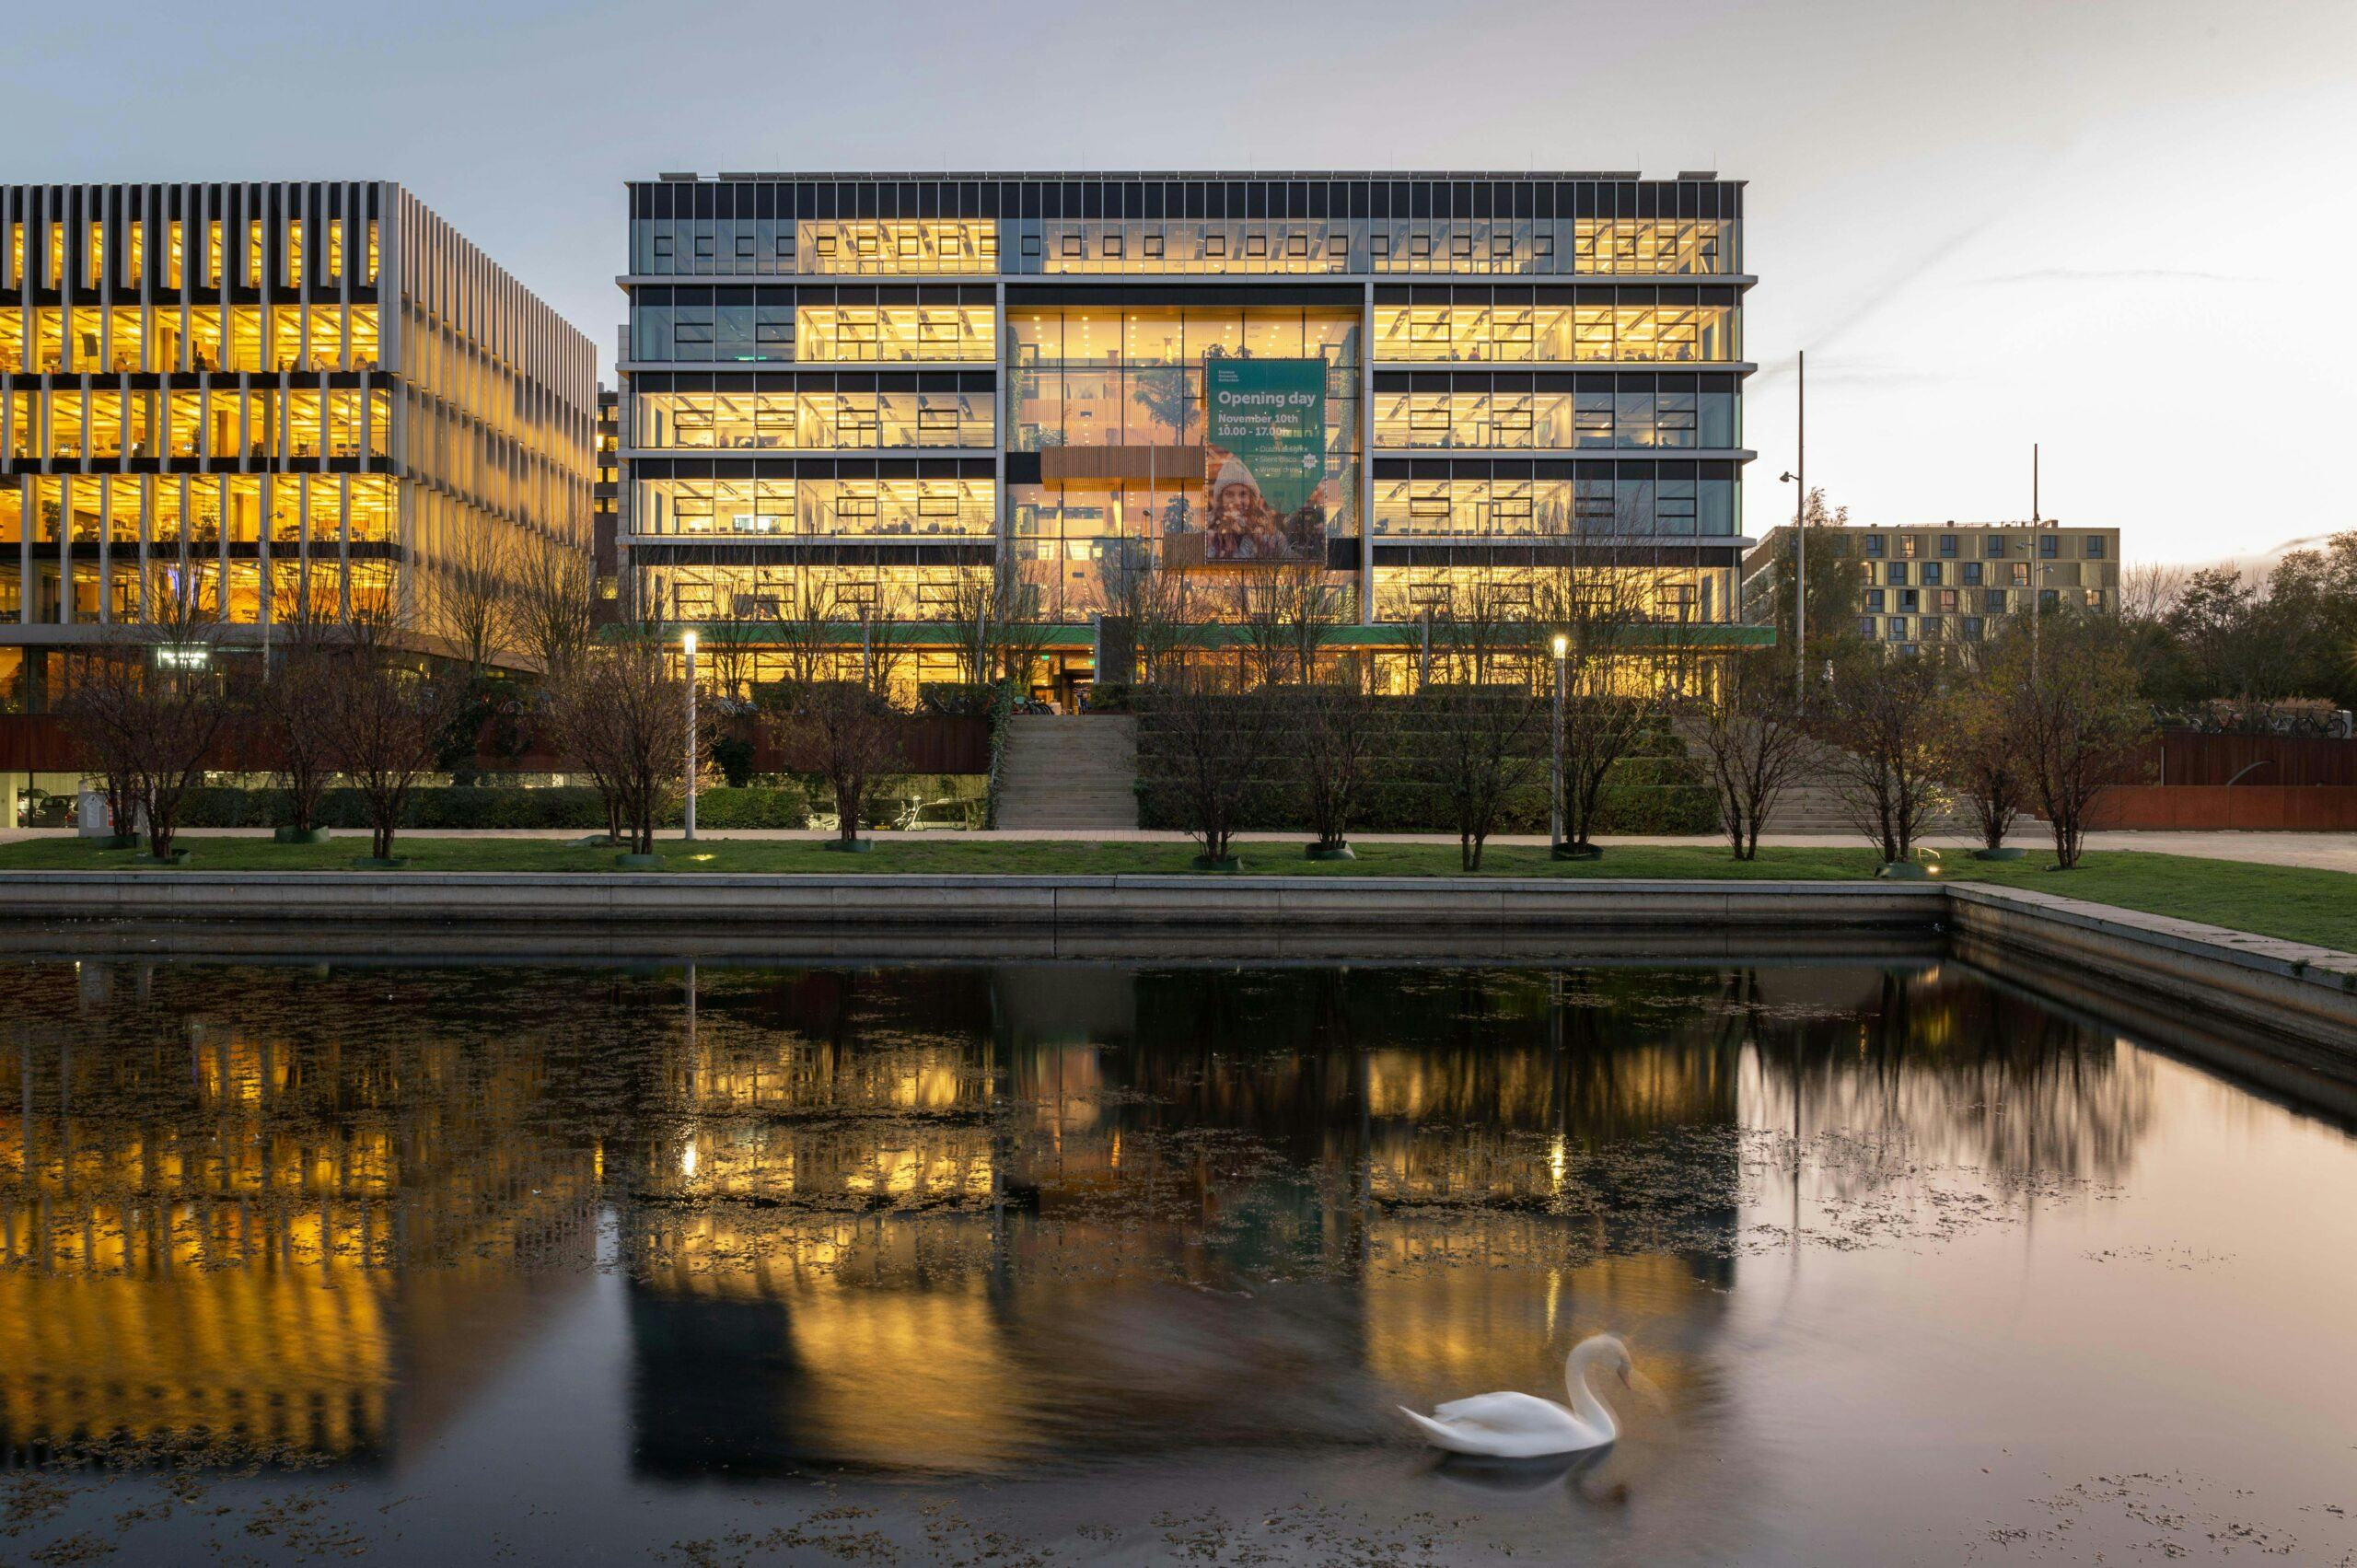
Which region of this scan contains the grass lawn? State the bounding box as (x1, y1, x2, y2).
(2, 835, 2352, 954)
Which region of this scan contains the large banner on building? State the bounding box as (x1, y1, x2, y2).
(1200, 358, 1330, 563)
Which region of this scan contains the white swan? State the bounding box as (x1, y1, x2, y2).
(1399, 1334, 1635, 1458)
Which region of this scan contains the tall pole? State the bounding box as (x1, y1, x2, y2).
(2030, 443, 2042, 682)
(1794, 350, 1806, 703)
(683, 631, 699, 842)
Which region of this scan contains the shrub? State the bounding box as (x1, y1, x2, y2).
(1131, 700, 1715, 837)
(180, 784, 807, 831)
(710, 733, 758, 789)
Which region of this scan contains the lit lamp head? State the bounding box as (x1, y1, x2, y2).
(683, 630, 698, 656)
(1551, 633, 1569, 659)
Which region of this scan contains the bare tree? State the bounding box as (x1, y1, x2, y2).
(946, 568, 1057, 694)
(511, 535, 599, 679)
(767, 576, 851, 690)
(2116, 560, 2188, 627)
(431, 525, 519, 676)
(1295, 659, 1384, 859)
(767, 592, 905, 848)
(1826, 648, 1948, 865)
(1535, 564, 1683, 856)
(542, 647, 621, 844)
(55, 591, 231, 861)
(1420, 584, 1547, 871)
(1942, 640, 2029, 855)
(552, 634, 690, 858)
(1692, 647, 1809, 861)
(700, 615, 769, 705)
(1233, 560, 1345, 689)
(2014, 614, 2154, 868)
(317, 610, 470, 863)
(1139, 658, 1277, 867)
(58, 651, 146, 846)
(1099, 560, 1200, 690)
(253, 605, 343, 842)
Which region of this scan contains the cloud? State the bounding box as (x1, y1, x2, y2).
(1960, 266, 2239, 286)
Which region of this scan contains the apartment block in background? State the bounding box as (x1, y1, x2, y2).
(0, 181, 598, 706)
(1740, 520, 2122, 653)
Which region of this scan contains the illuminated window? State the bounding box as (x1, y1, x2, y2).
(124, 221, 144, 286)
(206, 221, 223, 286)
(365, 220, 379, 284)
(325, 218, 344, 281)
(86, 222, 104, 285)
(6, 223, 20, 285)
(248, 221, 263, 287)
(348, 306, 380, 367)
(167, 221, 184, 288)
(285, 220, 304, 286)
(49, 223, 65, 287)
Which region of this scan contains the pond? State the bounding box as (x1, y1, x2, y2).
(1, 951, 2352, 1565)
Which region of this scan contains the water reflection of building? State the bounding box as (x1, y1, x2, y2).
(0, 954, 2150, 1485)
(620, 963, 1757, 1476)
(0, 962, 601, 1469)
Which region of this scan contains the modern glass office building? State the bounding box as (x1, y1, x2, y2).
(617, 171, 1762, 699)
(0, 181, 598, 704)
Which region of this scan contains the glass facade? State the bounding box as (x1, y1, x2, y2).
(627, 177, 1745, 280)
(618, 172, 1756, 675)
(1371, 296, 1736, 362)
(0, 182, 598, 679)
(1371, 372, 1738, 450)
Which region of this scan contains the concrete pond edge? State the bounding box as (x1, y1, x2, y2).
(1, 869, 2351, 1056)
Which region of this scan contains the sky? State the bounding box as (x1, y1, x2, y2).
(9, 0, 2355, 567)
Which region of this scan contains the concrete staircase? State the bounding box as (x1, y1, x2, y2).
(1757, 737, 1981, 836)
(994, 715, 1139, 831)
(1670, 721, 1979, 836)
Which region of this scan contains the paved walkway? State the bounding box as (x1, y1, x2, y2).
(4, 826, 2352, 871)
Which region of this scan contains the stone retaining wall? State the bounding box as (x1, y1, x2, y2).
(4, 871, 2350, 1056)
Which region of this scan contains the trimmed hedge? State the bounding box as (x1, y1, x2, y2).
(919, 682, 996, 717)
(180, 784, 808, 830)
(1132, 693, 1717, 835)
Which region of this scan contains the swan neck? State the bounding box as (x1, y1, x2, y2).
(1564, 1343, 1619, 1437)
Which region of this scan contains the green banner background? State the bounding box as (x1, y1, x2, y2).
(1204, 358, 1326, 518)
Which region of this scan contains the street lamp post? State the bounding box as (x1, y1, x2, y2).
(1550, 633, 1569, 856)
(683, 630, 699, 842)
